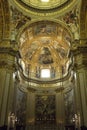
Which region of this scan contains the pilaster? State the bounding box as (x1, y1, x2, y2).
(26, 89, 36, 125)
(56, 89, 65, 129)
(0, 41, 19, 127)
(71, 43, 87, 128)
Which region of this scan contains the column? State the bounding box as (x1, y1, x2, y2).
(56, 89, 65, 129)
(72, 44, 87, 128)
(26, 89, 36, 125)
(0, 44, 18, 128)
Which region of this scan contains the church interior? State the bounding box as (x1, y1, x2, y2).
(0, 0, 87, 130)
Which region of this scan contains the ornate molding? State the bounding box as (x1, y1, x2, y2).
(55, 87, 64, 93)
(0, 61, 16, 71)
(0, 47, 20, 57)
(71, 44, 87, 69)
(27, 87, 36, 93)
(0, 47, 20, 71)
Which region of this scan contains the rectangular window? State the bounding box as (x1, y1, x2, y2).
(41, 69, 50, 78)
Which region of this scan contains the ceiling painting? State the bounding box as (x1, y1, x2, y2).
(38, 47, 53, 65)
(34, 23, 57, 36)
(62, 6, 80, 40)
(19, 21, 72, 80)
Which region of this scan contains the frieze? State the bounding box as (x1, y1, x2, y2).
(27, 87, 36, 93)
(10, 6, 31, 41)
(0, 60, 16, 71)
(71, 45, 87, 55)
(71, 45, 87, 69)
(0, 47, 20, 58)
(55, 87, 64, 93)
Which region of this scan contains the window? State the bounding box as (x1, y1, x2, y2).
(41, 69, 50, 78)
(41, 0, 49, 2)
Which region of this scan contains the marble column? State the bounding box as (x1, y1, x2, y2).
(56, 89, 65, 129)
(72, 44, 87, 128)
(0, 47, 17, 127)
(26, 89, 36, 125)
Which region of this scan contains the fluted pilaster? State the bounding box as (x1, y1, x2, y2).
(26, 89, 36, 125)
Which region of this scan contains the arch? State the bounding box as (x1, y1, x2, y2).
(16, 19, 74, 44)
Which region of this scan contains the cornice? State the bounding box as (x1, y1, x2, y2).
(0, 61, 16, 71)
(71, 44, 87, 69)
(17, 59, 72, 84)
(71, 43, 87, 56)
(0, 47, 20, 58)
(55, 87, 64, 93)
(27, 87, 36, 93)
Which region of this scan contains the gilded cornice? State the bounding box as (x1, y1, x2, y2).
(0, 47, 20, 58)
(71, 44, 87, 69)
(0, 60, 16, 71)
(0, 46, 20, 71)
(27, 87, 36, 93)
(71, 42, 87, 55)
(0, 53, 16, 71)
(18, 61, 72, 84)
(55, 87, 64, 93)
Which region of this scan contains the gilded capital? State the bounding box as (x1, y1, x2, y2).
(71, 44, 87, 69)
(0, 51, 18, 71)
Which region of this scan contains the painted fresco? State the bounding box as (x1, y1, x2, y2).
(38, 47, 53, 64)
(19, 21, 71, 79)
(34, 23, 57, 35)
(63, 7, 79, 40)
(23, 41, 39, 60)
(35, 95, 55, 123)
(40, 37, 51, 44)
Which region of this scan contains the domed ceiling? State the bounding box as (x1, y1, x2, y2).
(19, 21, 72, 80)
(9, 0, 79, 17)
(19, 0, 69, 10)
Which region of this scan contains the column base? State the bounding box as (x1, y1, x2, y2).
(0, 125, 7, 130)
(81, 126, 87, 130)
(65, 125, 75, 130)
(16, 125, 26, 130)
